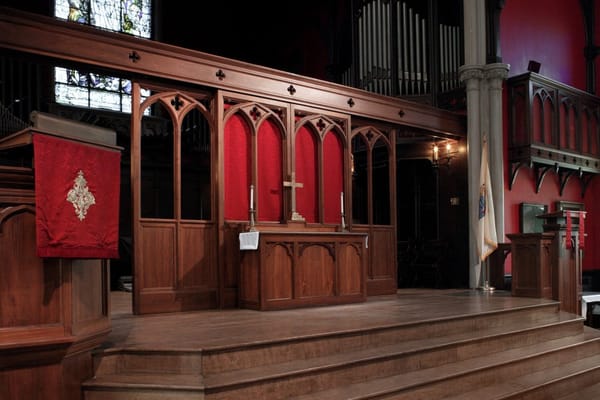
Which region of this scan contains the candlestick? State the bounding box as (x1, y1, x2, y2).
(340, 191, 347, 231)
(248, 184, 256, 231)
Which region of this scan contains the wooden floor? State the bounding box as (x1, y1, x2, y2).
(83, 289, 600, 399)
(107, 288, 554, 351)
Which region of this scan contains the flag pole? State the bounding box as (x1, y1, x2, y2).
(479, 258, 495, 292)
(477, 135, 497, 293)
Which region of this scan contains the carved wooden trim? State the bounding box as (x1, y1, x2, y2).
(0, 7, 465, 136)
(0, 204, 35, 233)
(298, 242, 336, 261)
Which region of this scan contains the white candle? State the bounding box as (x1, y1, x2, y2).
(340, 191, 344, 215)
(250, 185, 254, 210)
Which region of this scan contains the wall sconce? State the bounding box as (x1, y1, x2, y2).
(432, 140, 462, 168)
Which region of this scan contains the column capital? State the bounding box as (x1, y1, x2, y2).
(484, 63, 510, 83)
(459, 65, 484, 83)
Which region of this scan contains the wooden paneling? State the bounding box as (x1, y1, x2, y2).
(179, 223, 217, 289)
(264, 244, 293, 301)
(239, 231, 367, 310)
(296, 244, 336, 298)
(509, 229, 583, 316)
(370, 228, 395, 279)
(338, 242, 364, 296)
(139, 222, 176, 289)
(354, 226, 397, 295)
(71, 259, 110, 337)
(508, 233, 555, 300)
(0, 164, 110, 400)
(1, 209, 61, 328)
(222, 223, 243, 307)
(136, 221, 218, 314)
(0, 364, 63, 400)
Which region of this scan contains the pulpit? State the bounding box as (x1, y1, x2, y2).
(507, 210, 585, 315)
(0, 119, 121, 400)
(239, 230, 368, 310)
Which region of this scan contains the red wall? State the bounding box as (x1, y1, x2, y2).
(500, 0, 586, 90)
(500, 0, 599, 271)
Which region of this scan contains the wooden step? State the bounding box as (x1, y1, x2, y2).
(202, 313, 584, 390)
(444, 355, 600, 400)
(202, 302, 566, 375)
(83, 298, 598, 400)
(83, 306, 583, 400)
(208, 331, 600, 399)
(92, 302, 568, 378)
(287, 330, 600, 400)
(555, 380, 600, 400)
(83, 373, 204, 400)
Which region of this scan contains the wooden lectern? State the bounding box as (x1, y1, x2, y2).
(508, 210, 585, 315)
(0, 122, 120, 400)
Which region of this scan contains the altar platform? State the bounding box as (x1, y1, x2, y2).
(80, 288, 600, 399)
(108, 288, 547, 350)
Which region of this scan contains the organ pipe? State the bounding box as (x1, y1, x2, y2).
(353, 0, 461, 98)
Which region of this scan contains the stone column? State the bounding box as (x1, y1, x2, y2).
(459, 64, 484, 289)
(484, 63, 510, 240)
(461, 0, 510, 289)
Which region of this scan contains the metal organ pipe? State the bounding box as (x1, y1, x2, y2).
(352, 0, 459, 97)
(422, 18, 428, 93)
(402, 2, 408, 94)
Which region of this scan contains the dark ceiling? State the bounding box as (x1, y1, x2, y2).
(156, 0, 351, 80)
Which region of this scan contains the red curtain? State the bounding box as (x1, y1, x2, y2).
(295, 126, 318, 222)
(33, 133, 121, 258)
(257, 118, 283, 222)
(323, 131, 344, 224)
(224, 113, 251, 220)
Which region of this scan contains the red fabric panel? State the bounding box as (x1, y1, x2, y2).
(257, 119, 282, 222)
(323, 131, 344, 224)
(224, 113, 251, 220)
(33, 134, 121, 258)
(295, 126, 318, 223)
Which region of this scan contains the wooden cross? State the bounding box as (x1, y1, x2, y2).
(283, 172, 304, 221)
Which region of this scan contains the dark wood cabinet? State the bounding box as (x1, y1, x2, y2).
(507, 211, 584, 315)
(507, 232, 555, 300)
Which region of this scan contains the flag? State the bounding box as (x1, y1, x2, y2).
(477, 138, 498, 261)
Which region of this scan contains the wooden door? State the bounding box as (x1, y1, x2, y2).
(131, 84, 217, 314)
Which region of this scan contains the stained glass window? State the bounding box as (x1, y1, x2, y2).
(54, 0, 151, 112)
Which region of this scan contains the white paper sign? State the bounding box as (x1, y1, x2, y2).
(239, 231, 260, 250)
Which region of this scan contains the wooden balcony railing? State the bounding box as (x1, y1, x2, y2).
(507, 72, 600, 196)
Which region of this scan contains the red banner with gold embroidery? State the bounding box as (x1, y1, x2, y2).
(33, 133, 121, 258)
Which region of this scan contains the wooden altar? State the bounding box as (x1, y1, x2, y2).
(0, 126, 119, 400)
(239, 231, 368, 311)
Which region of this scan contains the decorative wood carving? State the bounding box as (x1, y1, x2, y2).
(507, 72, 600, 196)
